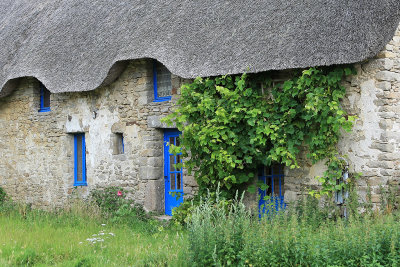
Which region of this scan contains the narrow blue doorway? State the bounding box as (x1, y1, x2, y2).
(164, 130, 183, 216)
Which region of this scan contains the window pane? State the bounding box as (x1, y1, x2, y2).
(176, 136, 180, 146)
(273, 176, 280, 196)
(177, 173, 182, 190)
(156, 62, 172, 98)
(116, 133, 124, 154)
(272, 164, 282, 175)
(170, 173, 176, 190)
(170, 155, 175, 171)
(76, 135, 82, 182)
(177, 155, 181, 169)
(266, 165, 272, 175)
(43, 88, 50, 108)
(169, 137, 175, 146)
(266, 176, 272, 195)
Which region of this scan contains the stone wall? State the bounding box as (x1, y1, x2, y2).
(282, 24, 400, 206)
(0, 59, 196, 211)
(1, 24, 400, 211)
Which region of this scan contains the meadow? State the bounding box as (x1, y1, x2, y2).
(1, 187, 400, 266)
(0, 201, 188, 266)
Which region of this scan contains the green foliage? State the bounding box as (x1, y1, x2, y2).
(188, 190, 400, 267)
(163, 66, 356, 196)
(89, 186, 148, 224)
(0, 201, 188, 266)
(172, 198, 197, 226)
(0, 187, 6, 205)
(89, 186, 126, 213)
(188, 191, 249, 266)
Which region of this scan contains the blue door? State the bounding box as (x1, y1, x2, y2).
(164, 130, 183, 215)
(258, 164, 286, 216)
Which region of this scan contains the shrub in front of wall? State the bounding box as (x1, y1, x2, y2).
(171, 199, 197, 226)
(0, 187, 7, 205)
(163, 66, 357, 198)
(89, 186, 148, 224)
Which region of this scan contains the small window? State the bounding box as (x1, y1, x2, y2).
(39, 83, 51, 112)
(258, 163, 285, 214)
(74, 133, 87, 186)
(153, 60, 172, 102)
(112, 133, 124, 155)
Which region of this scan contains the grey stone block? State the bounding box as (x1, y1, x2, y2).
(144, 180, 164, 212)
(375, 71, 400, 82)
(147, 115, 176, 129)
(139, 166, 163, 180)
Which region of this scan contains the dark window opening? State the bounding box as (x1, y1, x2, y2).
(116, 133, 124, 154)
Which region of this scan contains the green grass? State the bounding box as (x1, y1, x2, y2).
(0, 203, 188, 266)
(2, 192, 400, 266)
(187, 194, 400, 266)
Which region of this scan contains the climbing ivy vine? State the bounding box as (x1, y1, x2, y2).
(163, 66, 357, 197)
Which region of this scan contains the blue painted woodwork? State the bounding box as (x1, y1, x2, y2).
(164, 130, 183, 215)
(39, 83, 51, 112)
(153, 61, 172, 102)
(121, 134, 125, 154)
(74, 133, 87, 186)
(258, 164, 286, 216)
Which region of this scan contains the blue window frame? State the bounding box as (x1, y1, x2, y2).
(258, 164, 286, 216)
(74, 133, 87, 186)
(153, 60, 172, 102)
(39, 83, 51, 112)
(121, 135, 125, 154)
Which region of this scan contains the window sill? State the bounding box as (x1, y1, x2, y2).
(74, 182, 88, 187)
(38, 108, 51, 113)
(153, 96, 172, 102)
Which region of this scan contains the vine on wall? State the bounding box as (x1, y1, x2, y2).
(163, 66, 357, 197)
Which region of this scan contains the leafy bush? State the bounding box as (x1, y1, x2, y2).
(89, 186, 148, 224)
(89, 186, 127, 213)
(163, 67, 356, 197)
(172, 199, 197, 226)
(0, 187, 6, 205)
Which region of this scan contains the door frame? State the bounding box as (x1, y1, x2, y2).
(164, 129, 183, 215)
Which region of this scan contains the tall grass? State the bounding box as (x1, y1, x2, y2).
(187, 192, 400, 267)
(2, 186, 400, 266)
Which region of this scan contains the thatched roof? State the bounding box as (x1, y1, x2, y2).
(1, 1, 400, 96)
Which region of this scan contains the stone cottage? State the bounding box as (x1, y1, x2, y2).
(1, 1, 400, 214)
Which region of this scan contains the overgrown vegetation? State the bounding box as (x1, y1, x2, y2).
(89, 186, 148, 226)
(0, 187, 187, 266)
(0, 186, 6, 204)
(1, 186, 400, 266)
(163, 66, 357, 198)
(188, 189, 400, 267)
